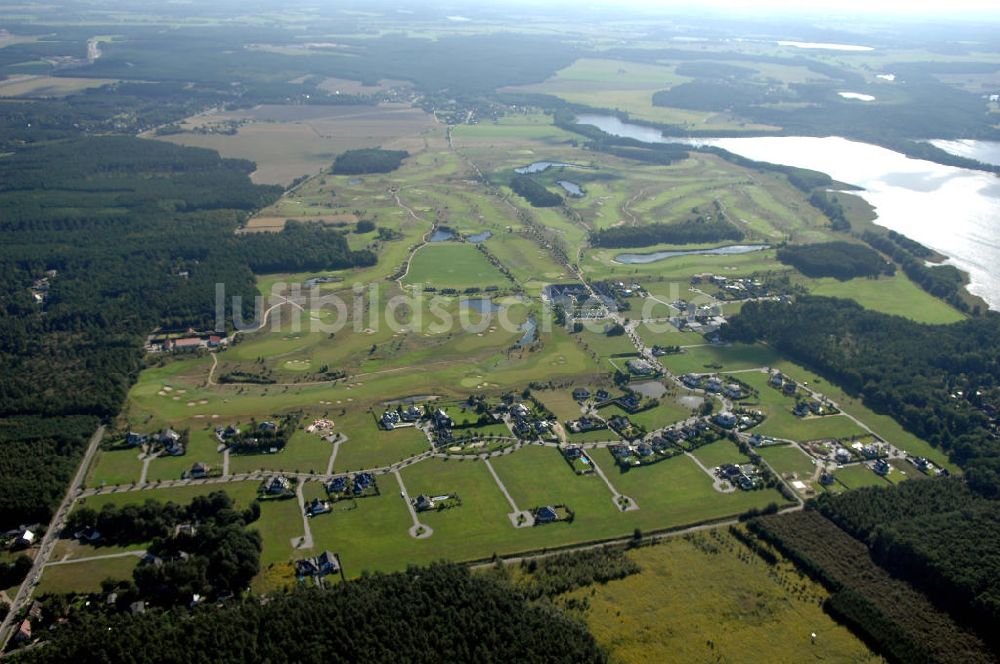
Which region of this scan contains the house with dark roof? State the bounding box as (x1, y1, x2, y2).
(433, 409, 453, 429)
(414, 494, 435, 512)
(305, 498, 331, 517)
(125, 431, 148, 447)
(189, 462, 210, 479)
(264, 475, 291, 495)
(326, 476, 348, 494)
(535, 506, 558, 523)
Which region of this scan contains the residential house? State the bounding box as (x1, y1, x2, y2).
(305, 498, 331, 517)
(535, 506, 558, 523)
(723, 384, 743, 399)
(626, 358, 655, 376)
(125, 431, 149, 447)
(189, 462, 210, 479)
(433, 409, 453, 429)
(74, 526, 102, 543)
(714, 412, 738, 429)
(259, 421, 278, 433)
(326, 476, 348, 494)
(401, 405, 422, 422)
(834, 448, 852, 464)
(316, 551, 340, 575)
(264, 475, 291, 495)
(14, 620, 31, 643)
(16, 529, 35, 548)
(618, 393, 641, 411)
(381, 409, 401, 430)
(682, 374, 701, 389)
(564, 446, 583, 460)
(572, 388, 590, 401)
(173, 337, 203, 352)
(595, 389, 611, 402)
(414, 494, 435, 512)
(873, 458, 890, 476)
(637, 443, 654, 458)
(704, 377, 723, 393)
(769, 372, 784, 388)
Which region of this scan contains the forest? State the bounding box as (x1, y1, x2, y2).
(815, 480, 1000, 646)
(58, 492, 262, 608)
(776, 242, 894, 280)
(0, 137, 368, 532)
(331, 148, 410, 175)
(66, 491, 259, 547)
(723, 296, 1000, 479)
(24, 564, 605, 663)
(510, 175, 564, 207)
(749, 509, 994, 664)
(590, 217, 743, 248)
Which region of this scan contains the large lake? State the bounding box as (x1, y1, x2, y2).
(576, 114, 1000, 310)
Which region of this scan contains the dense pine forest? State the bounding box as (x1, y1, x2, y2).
(591, 217, 744, 248)
(21, 564, 605, 664)
(748, 477, 1000, 663)
(776, 242, 894, 280)
(0, 137, 371, 531)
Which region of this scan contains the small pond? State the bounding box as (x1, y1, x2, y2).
(614, 244, 771, 265)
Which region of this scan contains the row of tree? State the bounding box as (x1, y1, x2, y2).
(590, 217, 743, 248)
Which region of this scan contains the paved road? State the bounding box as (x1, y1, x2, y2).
(469, 502, 804, 570)
(0, 424, 105, 649)
(294, 481, 314, 550)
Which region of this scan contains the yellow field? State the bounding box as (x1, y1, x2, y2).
(0, 75, 117, 97)
(569, 529, 879, 664)
(154, 103, 437, 185)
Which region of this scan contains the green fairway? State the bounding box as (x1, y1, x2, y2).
(404, 243, 509, 290)
(806, 274, 965, 324)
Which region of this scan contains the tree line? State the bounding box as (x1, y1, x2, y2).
(591, 217, 743, 248)
(776, 241, 894, 280)
(24, 563, 605, 663)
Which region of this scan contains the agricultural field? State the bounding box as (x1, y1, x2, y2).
(0, 75, 116, 97)
(153, 103, 438, 185)
(503, 58, 779, 131)
(568, 529, 877, 663)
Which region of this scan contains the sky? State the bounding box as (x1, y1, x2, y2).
(581, 0, 999, 18)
